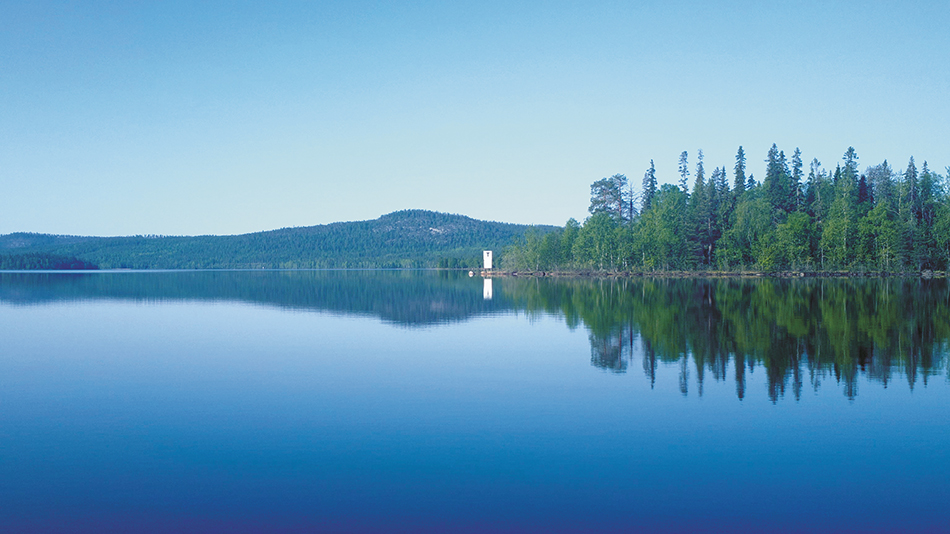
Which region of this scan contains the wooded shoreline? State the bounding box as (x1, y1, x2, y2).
(505, 146, 950, 275)
(473, 269, 947, 278)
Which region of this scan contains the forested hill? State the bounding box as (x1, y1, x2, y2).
(0, 210, 555, 269)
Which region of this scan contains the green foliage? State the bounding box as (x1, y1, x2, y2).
(573, 212, 620, 269)
(588, 174, 631, 223)
(636, 185, 689, 269)
(641, 160, 658, 213)
(820, 172, 858, 268)
(509, 144, 949, 272)
(717, 189, 772, 269)
(770, 212, 813, 269)
(678, 151, 690, 193)
(733, 146, 747, 197)
(0, 253, 98, 270)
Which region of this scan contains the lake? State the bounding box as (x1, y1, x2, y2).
(1, 271, 948, 533)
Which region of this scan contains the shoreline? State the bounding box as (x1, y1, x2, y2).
(473, 269, 947, 279)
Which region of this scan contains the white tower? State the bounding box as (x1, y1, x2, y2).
(483, 250, 493, 270)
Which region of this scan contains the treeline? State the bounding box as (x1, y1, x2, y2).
(506, 146, 950, 272)
(0, 253, 98, 270)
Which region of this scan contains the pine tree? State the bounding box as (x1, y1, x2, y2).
(842, 147, 859, 184)
(867, 160, 895, 210)
(904, 157, 920, 222)
(805, 158, 822, 217)
(734, 146, 747, 196)
(918, 162, 937, 268)
(764, 143, 792, 216)
(641, 160, 657, 213)
(695, 149, 705, 188)
(678, 151, 690, 194)
(898, 157, 919, 268)
(706, 167, 725, 264)
(589, 174, 627, 223)
(715, 165, 729, 195)
(791, 147, 804, 211)
(688, 157, 709, 267)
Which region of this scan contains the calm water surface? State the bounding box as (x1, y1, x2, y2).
(1, 271, 948, 533)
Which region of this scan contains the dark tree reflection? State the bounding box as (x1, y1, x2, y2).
(4, 272, 949, 401)
(505, 277, 950, 401)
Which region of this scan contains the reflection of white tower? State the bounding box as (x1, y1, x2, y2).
(483, 250, 492, 270)
(483, 278, 493, 300)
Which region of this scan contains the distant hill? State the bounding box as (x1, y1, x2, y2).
(0, 252, 99, 270)
(0, 210, 558, 269)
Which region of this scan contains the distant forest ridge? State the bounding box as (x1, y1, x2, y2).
(0, 252, 99, 270)
(0, 210, 556, 270)
(506, 146, 950, 273)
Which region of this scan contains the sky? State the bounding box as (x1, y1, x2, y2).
(2, 0, 948, 236)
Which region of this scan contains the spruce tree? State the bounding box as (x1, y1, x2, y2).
(688, 157, 709, 267)
(805, 158, 822, 217)
(734, 146, 747, 197)
(904, 157, 920, 222)
(706, 168, 724, 264)
(695, 149, 705, 187)
(842, 147, 860, 183)
(641, 160, 657, 213)
(715, 165, 729, 194)
(899, 157, 919, 268)
(918, 162, 937, 268)
(791, 148, 803, 211)
(678, 151, 690, 194)
(867, 160, 894, 210)
(764, 143, 791, 216)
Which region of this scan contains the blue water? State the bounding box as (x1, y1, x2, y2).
(1, 272, 948, 533)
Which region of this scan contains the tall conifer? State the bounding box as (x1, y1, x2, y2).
(641, 160, 657, 212)
(791, 148, 803, 211)
(678, 151, 690, 194)
(734, 146, 747, 197)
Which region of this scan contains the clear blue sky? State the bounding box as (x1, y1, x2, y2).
(2, 0, 948, 236)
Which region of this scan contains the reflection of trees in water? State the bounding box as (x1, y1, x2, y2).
(589, 330, 625, 372)
(5, 271, 948, 400)
(506, 277, 950, 401)
(0, 270, 510, 327)
(589, 321, 636, 373)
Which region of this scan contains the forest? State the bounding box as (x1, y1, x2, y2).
(0, 253, 99, 270)
(506, 146, 950, 272)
